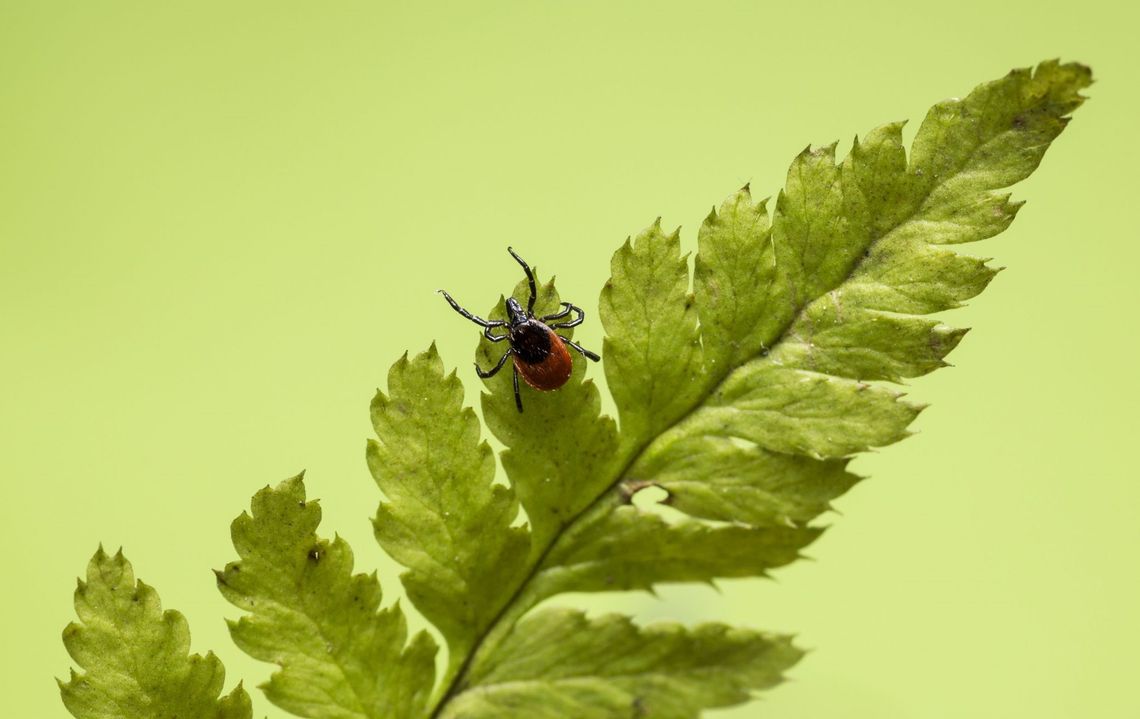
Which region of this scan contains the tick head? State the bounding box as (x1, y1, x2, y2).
(504, 297, 527, 325)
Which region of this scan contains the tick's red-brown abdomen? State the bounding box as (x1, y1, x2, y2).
(515, 325, 573, 390)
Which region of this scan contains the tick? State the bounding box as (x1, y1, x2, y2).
(439, 247, 600, 413)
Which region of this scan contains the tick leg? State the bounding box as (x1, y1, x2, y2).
(512, 364, 524, 412)
(507, 247, 538, 316)
(540, 302, 573, 322)
(484, 325, 509, 342)
(439, 290, 506, 329)
(476, 349, 512, 378)
(559, 335, 600, 362)
(548, 303, 585, 329)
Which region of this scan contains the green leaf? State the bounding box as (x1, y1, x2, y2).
(217, 475, 437, 719)
(600, 221, 707, 449)
(476, 276, 619, 551)
(367, 345, 530, 678)
(617, 61, 1091, 504)
(693, 187, 776, 370)
(533, 505, 820, 599)
(630, 435, 860, 527)
(59, 547, 252, 719)
(441, 608, 802, 719)
(55, 60, 1092, 719)
(657, 363, 923, 459)
(424, 60, 1090, 716)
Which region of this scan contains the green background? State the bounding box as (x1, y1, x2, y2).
(2, 1, 1135, 716)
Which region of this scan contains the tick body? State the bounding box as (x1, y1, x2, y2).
(439, 247, 600, 412)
